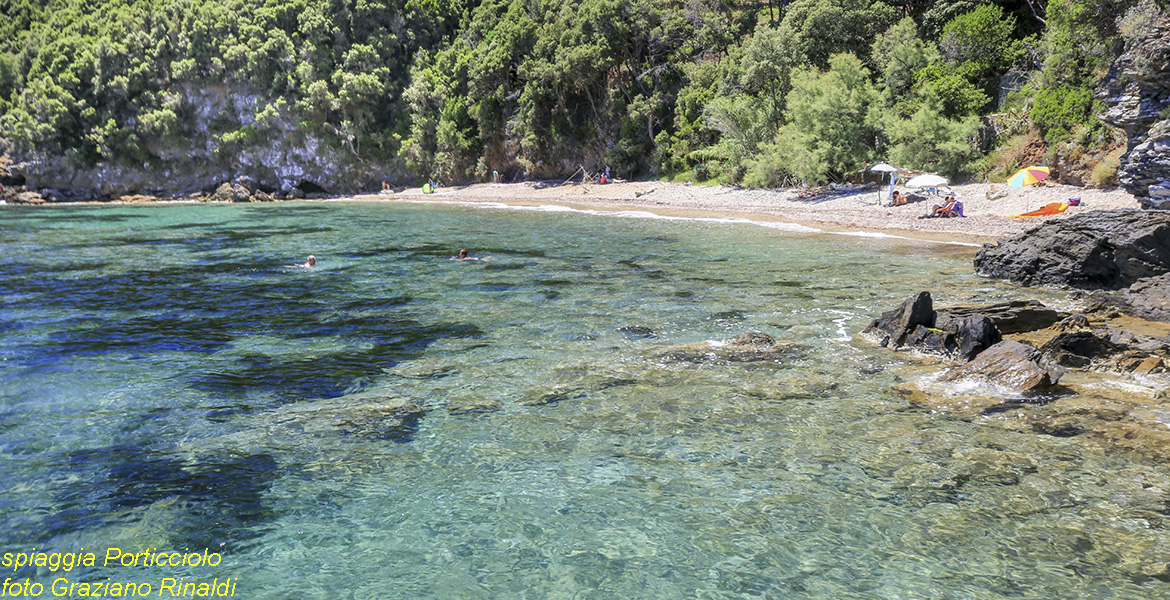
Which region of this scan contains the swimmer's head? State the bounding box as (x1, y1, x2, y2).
(458, 249, 468, 258)
(307, 255, 317, 266)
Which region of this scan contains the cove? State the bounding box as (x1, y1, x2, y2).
(1, 201, 1168, 599)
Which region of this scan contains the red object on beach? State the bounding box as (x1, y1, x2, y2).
(1010, 202, 1070, 218)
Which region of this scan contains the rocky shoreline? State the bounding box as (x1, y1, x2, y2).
(0, 179, 330, 205)
(862, 209, 1170, 460)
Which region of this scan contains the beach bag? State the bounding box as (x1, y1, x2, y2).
(1067, 197, 1081, 206)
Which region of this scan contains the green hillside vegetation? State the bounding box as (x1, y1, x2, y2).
(0, 0, 1164, 191)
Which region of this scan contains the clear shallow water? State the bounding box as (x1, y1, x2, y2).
(2, 201, 1169, 599)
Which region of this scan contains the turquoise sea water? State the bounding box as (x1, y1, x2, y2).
(2, 201, 1170, 599)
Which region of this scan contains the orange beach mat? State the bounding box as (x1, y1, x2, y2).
(1010, 202, 1069, 218)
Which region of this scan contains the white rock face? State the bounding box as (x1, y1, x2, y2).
(15, 83, 394, 198)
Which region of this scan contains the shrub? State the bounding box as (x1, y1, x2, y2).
(1089, 145, 1125, 187)
(1031, 86, 1094, 143)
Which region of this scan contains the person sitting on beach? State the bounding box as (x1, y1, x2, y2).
(889, 191, 907, 206)
(923, 197, 958, 218)
(450, 249, 480, 261)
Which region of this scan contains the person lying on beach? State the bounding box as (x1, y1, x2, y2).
(290, 255, 316, 268)
(450, 249, 480, 261)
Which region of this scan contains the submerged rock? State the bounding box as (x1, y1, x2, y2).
(447, 394, 502, 415)
(943, 339, 1064, 394)
(651, 332, 803, 363)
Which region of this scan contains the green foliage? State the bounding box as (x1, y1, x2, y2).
(780, 0, 900, 69)
(1031, 85, 1094, 142)
(762, 54, 880, 185)
(871, 17, 938, 111)
(1044, 0, 1136, 87)
(884, 86, 982, 177)
(916, 64, 992, 118)
(939, 3, 1023, 81)
(1, 0, 469, 171)
(0, 0, 1146, 189)
(918, 0, 984, 40)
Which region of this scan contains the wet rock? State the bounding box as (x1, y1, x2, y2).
(862, 291, 935, 347)
(651, 332, 803, 363)
(944, 339, 1064, 393)
(384, 357, 457, 379)
(1054, 314, 1092, 332)
(1094, 422, 1170, 462)
(520, 384, 581, 406)
(289, 186, 305, 199)
(938, 314, 1001, 361)
(1108, 329, 1140, 345)
(447, 395, 501, 415)
(1040, 331, 1128, 368)
(252, 190, 275, 202)
(936, 300, 1063, 334)
(864, 292, 1002, 360)
(1114, 273, 1170, 321)
(1029, 415, 1086, 437)
(1136, 338, 1170, 352)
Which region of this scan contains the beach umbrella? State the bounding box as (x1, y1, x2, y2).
(905, 174, 948, 188)
(1007, 166, 1050, 188)
(868, 162, 899, 204)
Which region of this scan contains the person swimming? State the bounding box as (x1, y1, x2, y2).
(289, 255, 316, 268)
(450, 249, 480, 261)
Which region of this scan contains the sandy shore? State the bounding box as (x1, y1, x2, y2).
(353, 179, 1142, 244)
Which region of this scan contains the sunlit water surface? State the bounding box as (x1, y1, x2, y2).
(2, 201, 1169, 599)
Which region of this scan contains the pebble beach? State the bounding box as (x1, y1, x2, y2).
(369, 179, 1142, 244)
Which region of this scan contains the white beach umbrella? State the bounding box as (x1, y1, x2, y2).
(905, 174, 948, 188)
(868, 163, 900, 204)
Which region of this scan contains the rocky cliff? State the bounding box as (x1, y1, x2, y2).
(11, 85, 395, 201)
(1100, 0, 1170, 206)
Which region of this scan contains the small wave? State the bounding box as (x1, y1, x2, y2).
(390, 198, 977, 246)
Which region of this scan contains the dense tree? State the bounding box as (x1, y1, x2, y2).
(0, 0, 1150, 189)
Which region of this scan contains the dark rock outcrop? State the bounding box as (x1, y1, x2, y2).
(863, 292, 1003, 361)
(1113, 273, 1170, 321)
(1041, 331, 1128, 368)
(863, 291, 936, 348)
(974, 209, 1170, 289)
(936, 300, 1063, 334)
(1098, 1, 1170, 200)
(944, 339, 1064, 394)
